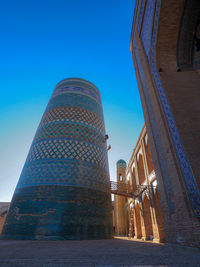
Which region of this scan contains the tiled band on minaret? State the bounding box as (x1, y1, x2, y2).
(2, 78, 113, 240)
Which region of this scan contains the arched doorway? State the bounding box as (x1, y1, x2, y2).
(132, 167, 137, 192)
(129, 205, 134, 238)
(137, 154, 146, 185)
(142, 195, 153, 240)
(154, 189, 165, 242)
(146, 140, 154, 175)
(134, 202, 142, 238)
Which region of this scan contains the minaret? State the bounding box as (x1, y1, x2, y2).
(114, 159, 128, 236)
(2, 78, 113, 240)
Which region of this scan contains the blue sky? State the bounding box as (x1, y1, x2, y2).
(0, 0, 144, 202)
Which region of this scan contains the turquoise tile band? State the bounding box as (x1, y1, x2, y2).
(2, 78, 113, 239)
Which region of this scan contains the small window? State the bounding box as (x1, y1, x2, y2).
(119, 174, 123, 181)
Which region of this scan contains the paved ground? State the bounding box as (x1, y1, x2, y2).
(0, 237, 200, 267)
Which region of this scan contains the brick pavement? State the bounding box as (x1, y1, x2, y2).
(0, 237, 200, 267)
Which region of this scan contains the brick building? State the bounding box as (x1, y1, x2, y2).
(126, 125, 165, 242)
(130, 0, 200, 246)
(113, 125, 164, 243)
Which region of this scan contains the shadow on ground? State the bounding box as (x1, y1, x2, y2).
(0, 237, 200, 266)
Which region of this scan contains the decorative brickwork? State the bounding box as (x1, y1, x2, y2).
(130, 0, 200, 245)
(2, 78, 113, 240)
(125, 125, 165, 243)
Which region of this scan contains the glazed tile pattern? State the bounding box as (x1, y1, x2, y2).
(2, 78, 113, 239)
(133, 0, 200, 216)
(137, 0, 145, 32)
(132, 0, 175, 213)
(25, 139, 108, 170)
(117, 159, 127, 169)
(54, 79, 102, 103)
(40, 106, 105, 132)
(141, 0, 155, 62)
(45, 93, 104, 120)
(51, 84, 102, 105)
(3, 186, 113, 240)
(34, 121, 105, 148)
(17, 160, 110, 192)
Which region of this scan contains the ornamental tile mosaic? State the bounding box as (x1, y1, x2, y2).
(51, 85, 102, 105)
(34, 121, 105, 148)
(117, 160, 127, 169)
(137, 0, 145, 32)
(39, 106, 105, 133)
(133, 0, 200, 217)
(141, 0, 155, 62)
(55, 79, 101, 99)
(2, 78, 112, 240)
(16, 159, 110, 192)
(26, 139, 108, 170)
(45, 93, 104, 120)
(132, 0, 174, 213)
(150, 0, 200, 217)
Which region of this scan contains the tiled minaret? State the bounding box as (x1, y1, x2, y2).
(114, 160, 128, 236)
(2, 78, 113, 240)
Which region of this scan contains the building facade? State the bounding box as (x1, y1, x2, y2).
(2, 78, 113, 240)
(113, 126, 164, 242)
(130, 0, 200, 246)
(126, 125, 165, 242)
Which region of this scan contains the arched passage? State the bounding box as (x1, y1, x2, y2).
(134, 202, 142, 238)
(154, 189, 165, 241)
(132, 167, 137, 191)
(142, 195, 153, 239)
(129, 206, 134, 238)
(146, 141, 154, 175)
(137, 154, 146, 185)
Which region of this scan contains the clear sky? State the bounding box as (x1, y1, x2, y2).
(0, 0, 144, 202)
